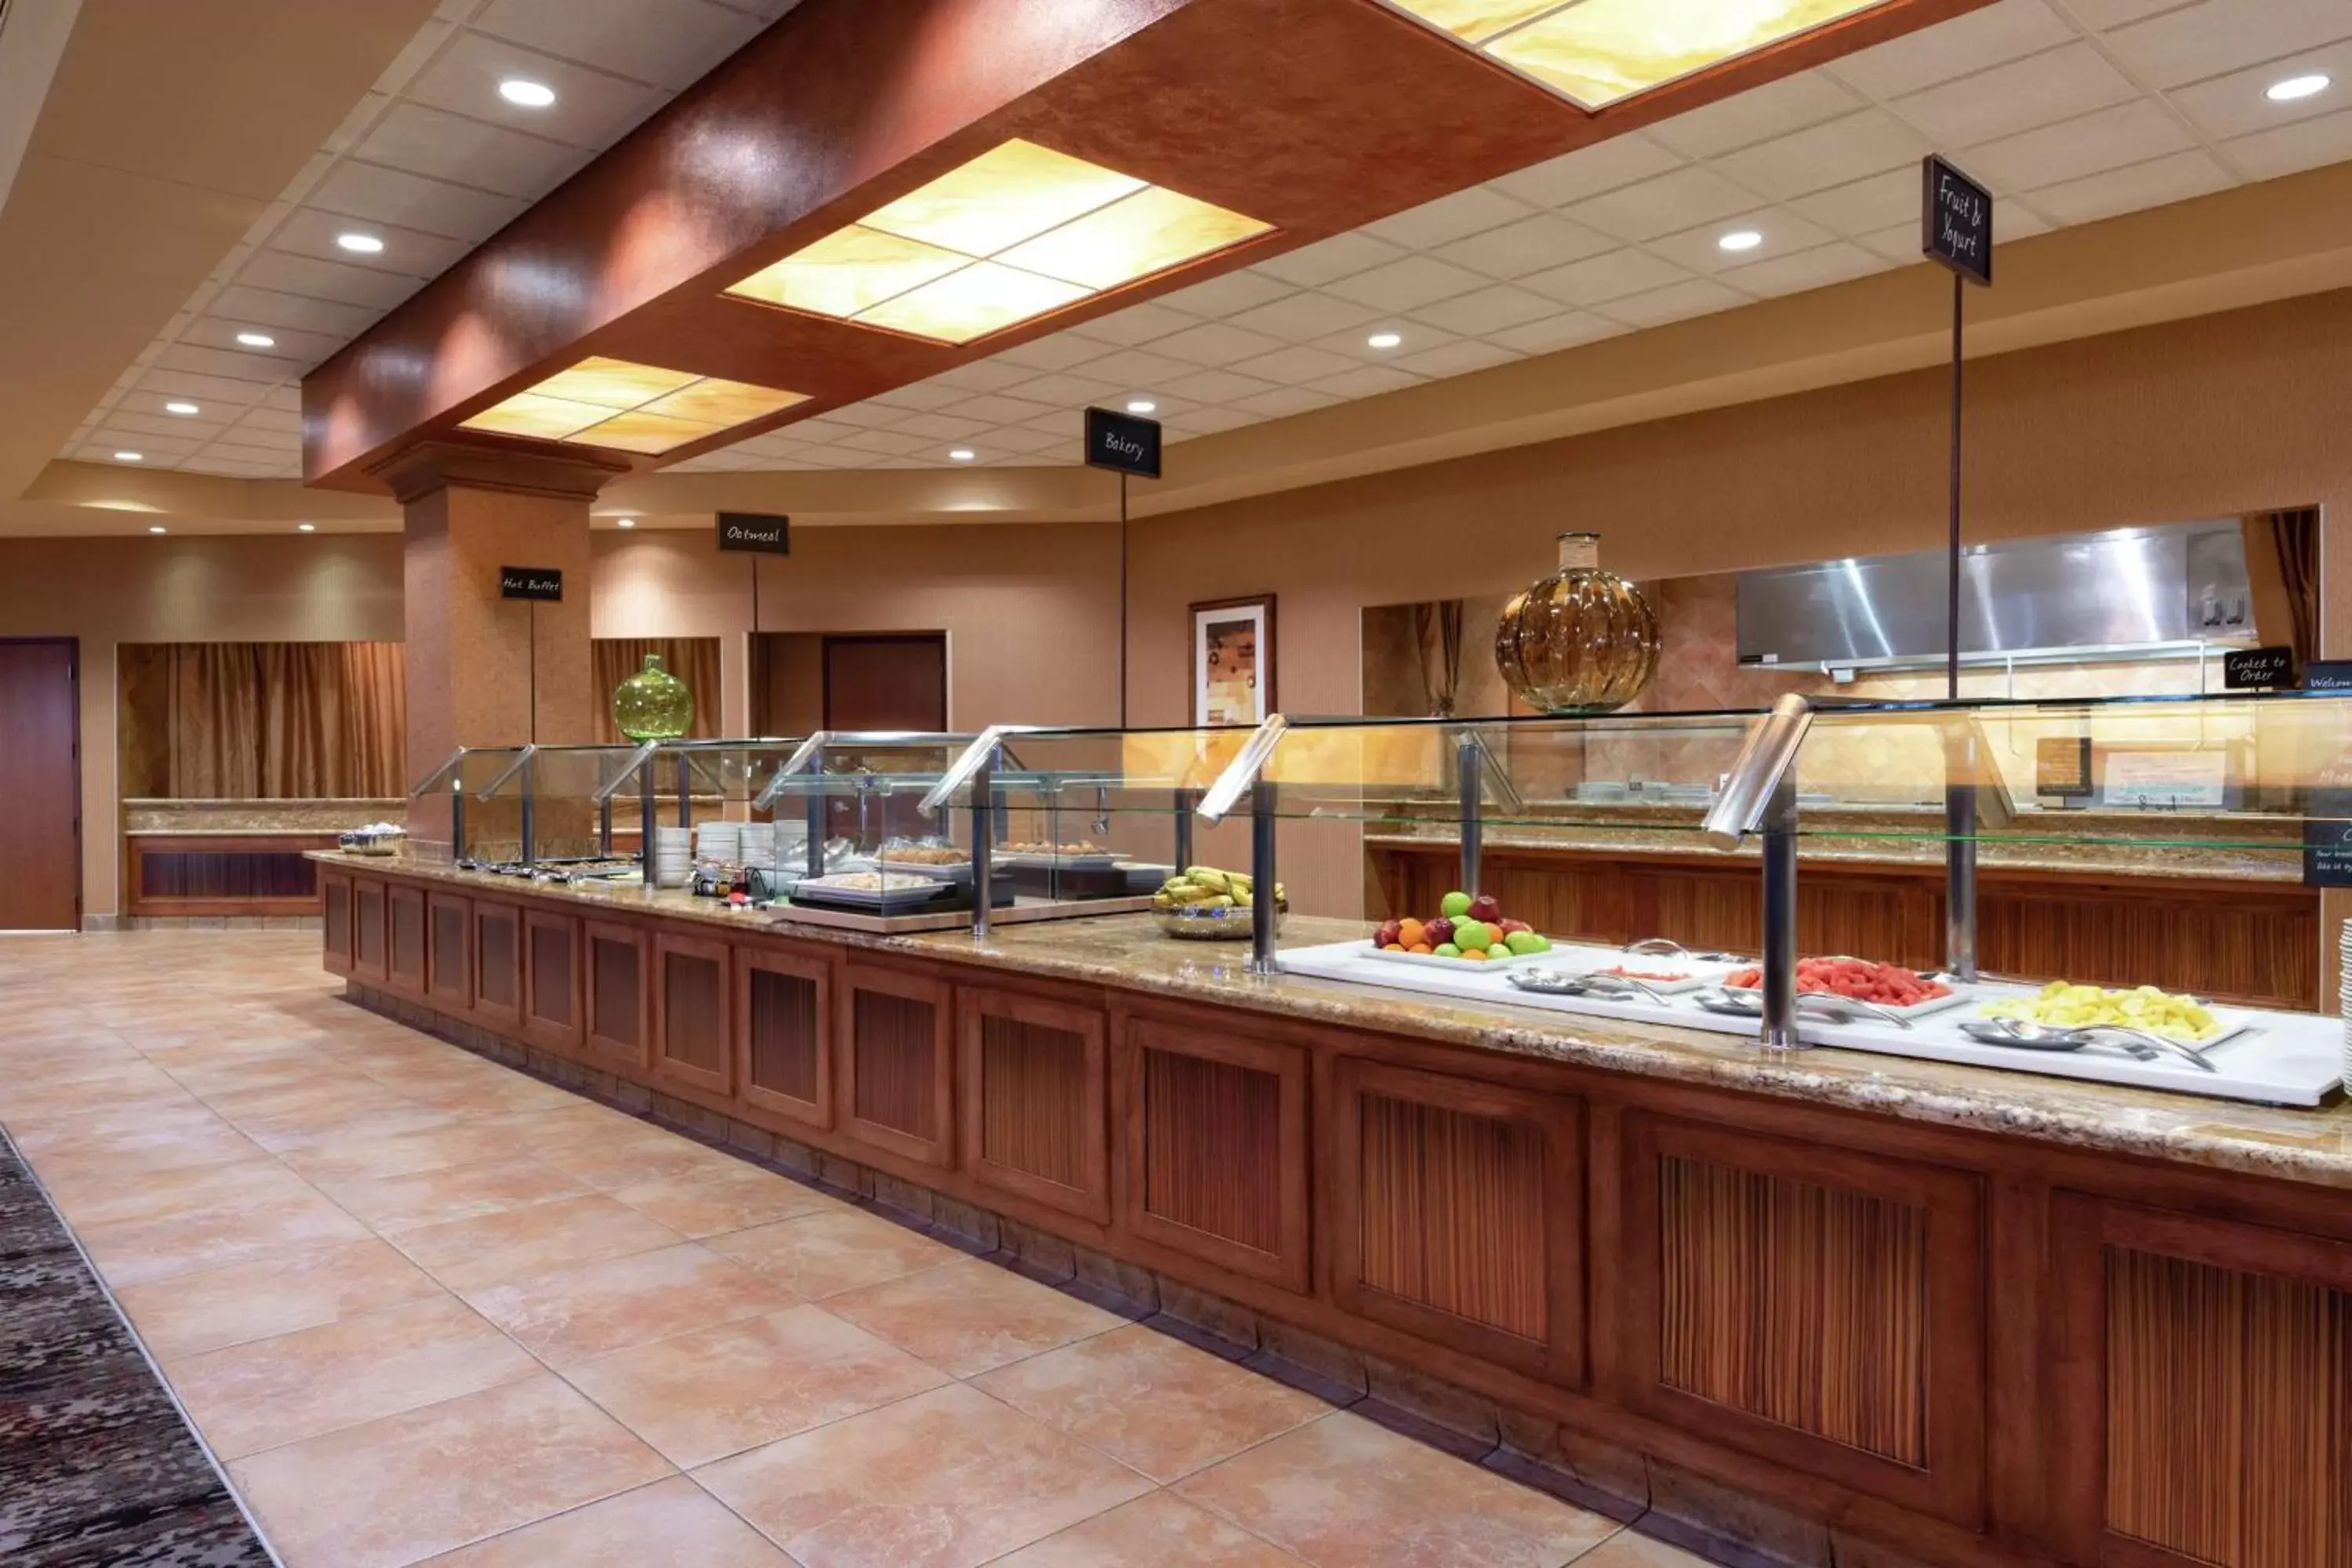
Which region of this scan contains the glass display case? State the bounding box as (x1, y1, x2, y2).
(1205, 692, 2352, 1107)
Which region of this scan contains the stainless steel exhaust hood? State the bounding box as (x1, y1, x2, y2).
(1735, 521, 2257, 673)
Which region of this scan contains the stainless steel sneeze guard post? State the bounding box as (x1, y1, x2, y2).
(1940, 716, 2013, 984)
(971, 752, 996, 941)
(1197, 714, 1289, 975)
(1457, 735, 1483, 899)
(1700, 695, 1815, 1049)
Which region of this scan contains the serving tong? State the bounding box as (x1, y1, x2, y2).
(1690, 986, 1918, 1029)
(1624, 937, 1748, 965)
(1958, 1016, 2218, 1073)
(1510, 968, 1672, 1004)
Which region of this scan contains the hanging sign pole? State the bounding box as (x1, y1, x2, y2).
(1921, 155, 1993, 701)
(1083, 407, 1163, 729)
(499, 567, 564, 743)
(717, 514, 791, 710)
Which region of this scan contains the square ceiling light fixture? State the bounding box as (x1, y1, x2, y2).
(1377, 0, 1891, 108)
(725, 140, 1272, 344)
(457, 357, 808, 453)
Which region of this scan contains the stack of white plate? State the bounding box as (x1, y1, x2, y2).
(739, 822, 777, 870)
(652, 826, 691, 889)
(696, 821, 743, 864)
(2339, 921, 2351, 1093)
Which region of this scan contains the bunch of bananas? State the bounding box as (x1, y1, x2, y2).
(1152, 865, 1286, 911)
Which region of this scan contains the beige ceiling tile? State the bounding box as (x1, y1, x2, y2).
(1519, 247, 1690, 306)
(1305, 320, 1458, 359)
(1018, 407, 1088, 439)
(2104, 0, 2352, 90)
(1227, 344, 1362, 386)
(866, 379, 969, 412)
(1153, 268, 1297, 318)
(1308, 363, 1422, 399)
(266, 207, 467, 279)
(405, 28, 665, 150)
(103, 411, 232, 440)
(1223, 290, 1384, 342)
(1893, 42, 2140, 147)
(1147, 321, 1290, 368)
(983, 332, 1109, 372)
(937, 392, 1062, 424)
(1566, 164, 1766, 241)
(1722, 240, 1890, 296)
(1858, 221, 1929, 260)
(1063, 302, 1197, 347)
(309, 159, 530, 243)
(1831, 0, 2077, 98)
(352, 102, 589, 199)
(1163, 406, 1257, 436)
(1072, 347, 1198, 386)
(1363, 184, 1537, 249)
(1408, 283, 1559, 336)
(133, 369, 274, 406)
(234, 250, 416, 314)
(474, 0, 763, 89)
(1249, 231, 1408, 287)
(1646, 209, 1835, 274)
(2169, 39, 2352, 140)
(1791, 169, 1925, 237)
(154, 342, 304, 383)
(832, 426, 931, 456)
(814, 399, 910, 430)
(1230, 386, 1342, 419)
(1593, 276, 1748, 328)
(1433, 211, 1618, 279)
(1322, 254, 1492, 310)
(1711, 111, 1934, 201)
(1158, 367, 1283, 404)
(188, 316, 344, 365)
(1647, 68, 1864, 158)
(926, 359, 1037, 393)
(2023, 148, 2234, 223)
(209, 285, 382, 339)
(1490, 132, 1684, 209)
(89, 428, 207, 456)
(1486, 310, 1627, 354)
(1395, 338, 1522, 378)
(261, 385, 305, 412)
(2221, 104, 2352, 178)
(1969, 100, 2198, 190)
(2060, 0, 2180, 27)
(985, 425, 1073, 454)
(993, 372, 1123, 407)
(75, 445, 176, 466)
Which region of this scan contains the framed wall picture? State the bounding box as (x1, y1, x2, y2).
(1192, 594, 1275, 727)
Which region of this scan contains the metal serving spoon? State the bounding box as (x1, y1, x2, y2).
(1689, 986, 1915, 1029)
(1510, 969, 1671, 1004)
(1959, 1017, 2215, 1073)
(1625, 937, 1749, 964)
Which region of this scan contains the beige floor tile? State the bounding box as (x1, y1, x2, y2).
(315, 1157, 589, 1233)
(706, 1207, 963, 1299)
(1176, 1412, 1620, 1568)
(564, 1303, 948, 1468)
(114, 1236, 444, 1360)
(994, 1491, 1308, 1566)
(543, 1131, 750, 1191)
(393, 1192, 684, 1291)
(278, 1120, 558, 1182)
(417, 1475, 797, 1566)
(238, 1102, 461, 1155)
(39, 1154, 312, 1230)
(167, 1294, 539, 1460)
(78, 1185, 374, 1289)
(825, 1256, 1123, 1378)
(973, 1322, 1329, 1483)
(696, 1381, 1152, 1568)
(610, 1164, 839, 1238)
(465, 1241, 800, 1367)
(229, 1374, 673, 1568)
(1572, 1531, 1712, 1568)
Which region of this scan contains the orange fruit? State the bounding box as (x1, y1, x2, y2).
(1408, 942, 1434, 954)
(1462, 949, 1490, 961)
(1397, 919, 1425, 949)
(1382, 942, 1403, 952)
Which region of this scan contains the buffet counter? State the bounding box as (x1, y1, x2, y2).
(122, 799, 401, 918)
(314, 850, 2352, 1568)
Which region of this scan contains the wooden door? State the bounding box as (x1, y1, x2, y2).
(822, 633, 946, 730)
(0, 640, 80, 931)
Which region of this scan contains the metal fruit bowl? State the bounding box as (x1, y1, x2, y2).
(1152, 904, 1285, 941)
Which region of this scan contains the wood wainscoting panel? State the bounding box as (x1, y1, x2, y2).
(426, 892, 471, 1012)
(386, 883, 428, 999)
(1121, 1016, 1309, 1294)
(837, 962, 953, 1168)
(583, 920, 649, 1069)
(1622, 1115, 1985, 1526)
(1330, 1058, 1584, 1385)
(351, 876, 387, 983)
(654, 932, 731, 1098)
(735, 944, 831, 1131)
(523, 909, 583, 1054)
(471, 899, 522, 1028)
(2052, 1198, 2352, 1568)
(958, 990, 1109, 1225)
(321, 869, 354, 975)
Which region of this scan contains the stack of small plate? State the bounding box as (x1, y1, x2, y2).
(652, 826, 691, 889)
(2339, 921, 2351, 1093)
(739, 822, 777, 870)
(695, 822, 743, 865)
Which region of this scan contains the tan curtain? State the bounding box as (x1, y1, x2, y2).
(163, 642, 405, 799)
(1414, 600, 1465, 718)
(593, 638, 723, 742)
(2269, 508, 2320, 666)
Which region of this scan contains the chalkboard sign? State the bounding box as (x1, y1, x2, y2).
(2305, 790, 2352, 886)
(499, 566, 562, 601)
(2304, 660, 2352, 692)
(1083, 406, 1161, 479)
(2034, 736, 2092, 800)
(1922, 156, 1992, 285)
(717, 512, 790, 555)
(2223, 646, 2296, 690)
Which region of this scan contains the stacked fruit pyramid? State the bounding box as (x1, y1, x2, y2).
(1373, 890, 1552, 961)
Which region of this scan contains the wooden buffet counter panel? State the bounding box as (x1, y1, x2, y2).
(315, 855, 2352, 1568)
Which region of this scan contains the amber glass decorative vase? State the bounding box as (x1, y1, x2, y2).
(612, 653, 695, 742)
(1494, 532, 1660, 714)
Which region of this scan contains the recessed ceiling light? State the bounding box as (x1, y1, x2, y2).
(615, 517, 636, 528)
(498, 78, 557, 108)
(165, 400, 201, 416)
(1717, 229, 1764, 252)
(297, 523, 316, 532)
(1126, 398, 1157, 414)
(1367, 331, 1403, 349)
(147, 525, 166, 534)
(234, 331, 276, 349)
(2267, 72, 2331, 102)
(113, 451, 143, 463)
(336, 232, 385, 255)
(948, 447, 977, 461)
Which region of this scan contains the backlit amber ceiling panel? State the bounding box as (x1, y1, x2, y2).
(724, 138, 1272, 345)
(1381, 0, 1889, 107)
(459, 358, 806, 454)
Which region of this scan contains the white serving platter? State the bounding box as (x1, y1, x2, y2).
(1363, 941, 1552, 971)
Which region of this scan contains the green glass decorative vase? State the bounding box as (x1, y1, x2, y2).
(612, 653, 695, 742)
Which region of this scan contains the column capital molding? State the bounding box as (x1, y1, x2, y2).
(368, 439, 631, 506)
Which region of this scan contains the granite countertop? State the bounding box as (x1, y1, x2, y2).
(125, 800, 403, 834)
(314, 851, 2352, 1192)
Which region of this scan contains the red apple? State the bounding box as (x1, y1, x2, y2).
(1467, 893, 1502, 925)
(1425, 916, 1454, 948)
(1498, 917, 1530, 935)
(1373, 918, 1403, 949)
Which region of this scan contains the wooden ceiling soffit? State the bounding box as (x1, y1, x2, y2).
(303, 0, 1992, 492)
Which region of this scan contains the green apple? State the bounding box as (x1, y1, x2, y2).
(1528, 933, 1552, 953)
(1432, 942, 1462, 959)
(1505, 930, 1545, 956)
(1453, 920, 1490, 952)
(1439, 891, 1472, 919)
